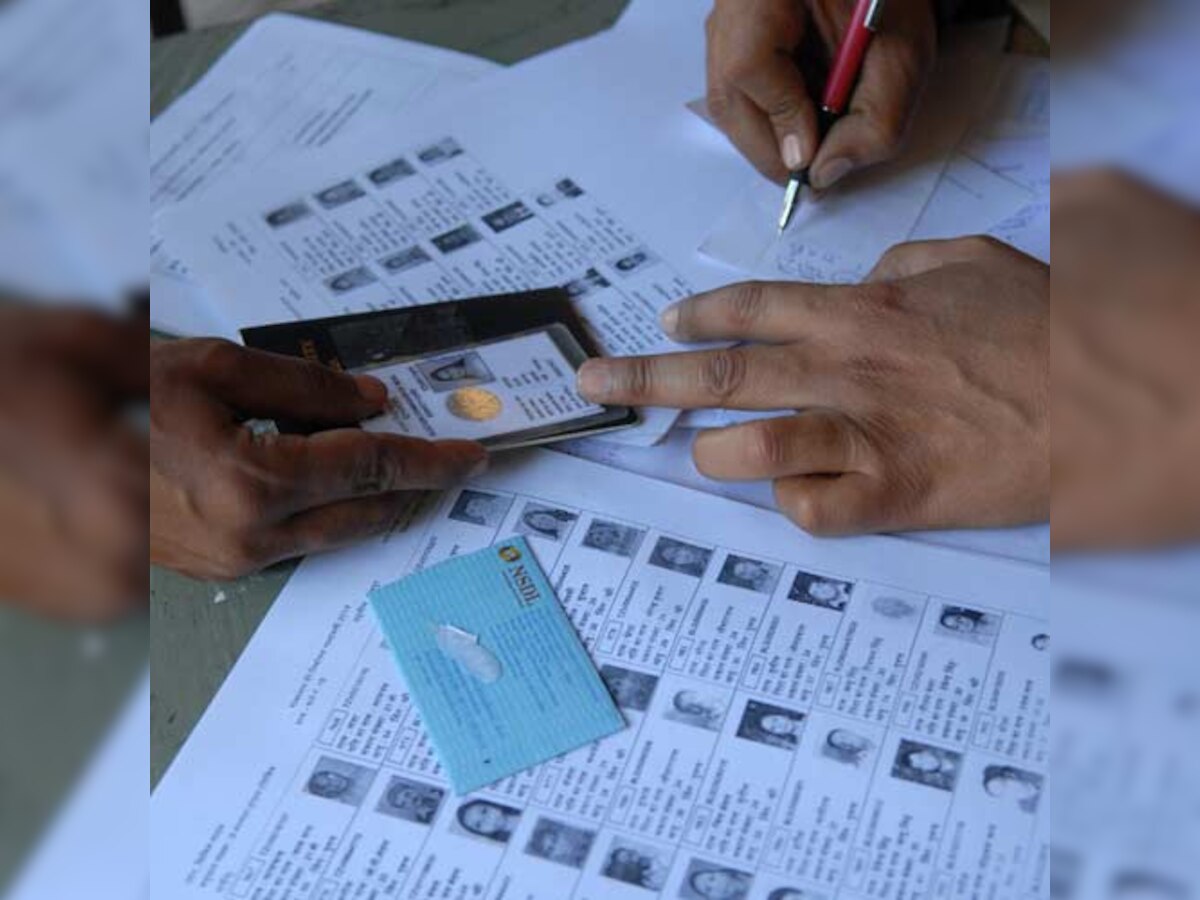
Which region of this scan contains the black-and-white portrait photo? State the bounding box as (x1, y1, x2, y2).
(871, 595, 923, 621)
(315, 178, 366, 209)
(679, 860, 753, 900)
(788, 570, 854, 611)
(482, 200, 534, 233)
(432, 223, 482, 254)
(611, 247, 657, 277)
(379, 245, 432, 274)
(648, 536, 712, 578)
(416, 137, 464, 165)
(819, 727, 874, 766)
(735, 700, 805, 749)
(581, 519, 645, 558)
(415, 351, 495, 393)
(890, 739, 962, 792)
(515, 503, 578, 543)
(563, 267, 611, 300)
(982, 765, 1043, 813)
(374, 775, 444, 825)
(450, 798, 521, 844)
(303, 756, 376, 807)
(935, 604, 1002, 645)
(601, 838, 671, 891)
(367, 156, 416, 187)
(1106, 870, 1191, 899)
(717, 555, 781, 594)
(556, 177, 584, 198)
(263, 200, 311, 228)
(664, 689, 726, 732)
(448, 490, 512, 527)
(599, 664, 658, 712)
(326, 266, 377, 294)
(523, 817, 595, 868)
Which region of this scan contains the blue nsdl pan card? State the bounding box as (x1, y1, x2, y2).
(368, 537, 625, 794)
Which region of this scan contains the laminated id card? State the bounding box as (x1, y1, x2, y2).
(368, 537, 625, 793)
(358, 325, 615, 449)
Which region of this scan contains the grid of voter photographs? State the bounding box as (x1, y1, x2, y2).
(258, 135, 696, 344)
(254, 484, 1042, 900)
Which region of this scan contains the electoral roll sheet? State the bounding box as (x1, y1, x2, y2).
(151, 451, 1048, 900)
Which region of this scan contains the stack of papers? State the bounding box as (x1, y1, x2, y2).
(150, 7, 1052, 899)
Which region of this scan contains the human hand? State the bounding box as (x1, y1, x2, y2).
(578, 236, 1048, 535)
(150, 340, 487, 579)
(1052, 170, 1200, 550)
(0, 306, 147, 621)
(705, 0, 937, 186)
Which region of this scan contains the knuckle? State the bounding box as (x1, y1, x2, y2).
(746, 423, 792, 470)
(762, 89, 807, 124)
(723, 52, 761, 84)
(348, 439, 405, 493)
(699, 349, 749, 401)
(212, 535, 267, 579)
(210, 465, 272, 529)
(858, 280, 908, 315)
(188, 338, 245, 378)
(778, 485, 832, 534)
(862, 113, 907, 155)
(293, 358, 348, 400)
(956, 234, 1004, 257)
(619, 357, 655, 401)
(724, 281, 767, 331)
(706, 86, 735, 126)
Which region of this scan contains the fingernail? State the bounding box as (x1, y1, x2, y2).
(660, 303, 680, 336)
(468, 454, 489, 478)
(577, 360, 613, 400)
(813, 158, 852, 190)
(781, 134, 805, 171)
(354, 374, 388, 406)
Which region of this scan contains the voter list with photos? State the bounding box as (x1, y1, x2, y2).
(155, 455, 1049, 900)
(194, 133, 690, 360)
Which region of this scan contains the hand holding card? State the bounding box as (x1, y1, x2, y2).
(240, 288, 638, 450)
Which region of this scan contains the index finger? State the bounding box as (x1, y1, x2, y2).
(577, 346, 820, 411)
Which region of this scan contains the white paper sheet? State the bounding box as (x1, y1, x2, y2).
(152, 450, 1049, 899)
(156, 12, 766, 445)
(698, 25, 1012, 283)
(149, 13, 501, 338)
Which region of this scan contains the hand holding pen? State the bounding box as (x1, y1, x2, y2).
(705, 0, 937, 207)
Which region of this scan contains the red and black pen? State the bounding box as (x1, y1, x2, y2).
(777, 0, 886, 232)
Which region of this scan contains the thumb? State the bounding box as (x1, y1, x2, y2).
(196, 340, 387, 426)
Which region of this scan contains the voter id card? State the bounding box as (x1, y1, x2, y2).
(240, 289, 638, 450)
(368, 537, 624, 794)
(357, 325, 612, 450)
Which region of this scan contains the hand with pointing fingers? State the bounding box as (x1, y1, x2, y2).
(150, 339, 487, 580)
(705, 0, 937, 186)
(578, 236, 1048, 535)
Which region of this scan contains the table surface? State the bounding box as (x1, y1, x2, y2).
(149, 0, 1048, 790)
